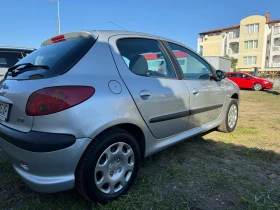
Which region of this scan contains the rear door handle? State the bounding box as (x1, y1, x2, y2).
(192, 89, 199, 95)
(139, 90, 151, 100)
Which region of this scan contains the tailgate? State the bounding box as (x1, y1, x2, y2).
(0, 78, 56, 132)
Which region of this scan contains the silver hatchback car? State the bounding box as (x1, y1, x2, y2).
(0, 30, 239, 203)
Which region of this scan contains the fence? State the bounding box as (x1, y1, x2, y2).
(258, 74, 280, 90)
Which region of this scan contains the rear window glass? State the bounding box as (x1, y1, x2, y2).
(0, 52, 23, 68)
(6, 38, 95, 80)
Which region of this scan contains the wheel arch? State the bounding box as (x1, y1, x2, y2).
(231, 93, 239, 100)
(83, 123, 146, 161)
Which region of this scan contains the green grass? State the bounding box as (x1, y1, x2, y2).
(0, 90, 280, 210)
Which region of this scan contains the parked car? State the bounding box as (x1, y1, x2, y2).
(0, 46, 35, 80)
(226, 72, 273, 91)
(0, 31, 240, 204)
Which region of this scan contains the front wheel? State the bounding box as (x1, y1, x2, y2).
(253, 83, 262, 91)
(75, 128, 141, 204)
(218, 99, 238, 133)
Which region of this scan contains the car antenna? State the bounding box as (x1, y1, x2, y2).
(108, 21, 128, 31)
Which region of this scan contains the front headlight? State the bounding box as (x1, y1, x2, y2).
(264, 81, 270, 84)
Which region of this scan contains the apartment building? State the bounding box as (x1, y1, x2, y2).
(197, 12, 280, 76)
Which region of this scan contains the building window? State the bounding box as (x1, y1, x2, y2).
(199, 46, 203, 55)
(230, 30, 240, 39)
(244, 40, 258, 49)
(245, 24, 259, 33)
(243, 56, 257, 65)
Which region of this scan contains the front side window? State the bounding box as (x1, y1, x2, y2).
(241, 74, 248, 78)
(168, 42, 211, 80)
(117, 38, 176, 79)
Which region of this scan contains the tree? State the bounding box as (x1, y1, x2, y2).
(225, 54, 238, 71)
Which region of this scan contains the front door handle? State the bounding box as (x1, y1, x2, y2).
(139, 90, 151, 100)
(192, 89, 199, 95)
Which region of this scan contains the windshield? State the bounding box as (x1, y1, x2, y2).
(6, 37, 95, 80)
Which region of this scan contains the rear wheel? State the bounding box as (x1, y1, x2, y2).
(218, 99, 238, 133)
(75, 128, 141, 204)
(253, 83, 262, 91)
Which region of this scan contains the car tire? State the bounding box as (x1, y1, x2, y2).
(75, 128, 141, 204)
(217, 99, 238, 133)
(253, 83, 262, 91)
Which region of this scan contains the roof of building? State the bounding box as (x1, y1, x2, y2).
(199, 19, 280, 35)
(268, 19, 280, 24)
(199, 25, 240, 35)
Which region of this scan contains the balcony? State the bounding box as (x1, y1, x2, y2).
(272, 46, 280, 52)
(229, 37, 239, 43)
(271, 45, 280, 57)
(228, 49, 238, 54)
(271, 62, 280, 68)
(274, 29, 280, 35)
(229, 33, 239, 39)
(273, 27, 280, 38)
(227, 49, 238, 59)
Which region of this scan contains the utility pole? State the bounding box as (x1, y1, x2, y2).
(50, 0, 61, 35)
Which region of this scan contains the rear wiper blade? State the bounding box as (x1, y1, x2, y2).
(8, 63, 49, 72)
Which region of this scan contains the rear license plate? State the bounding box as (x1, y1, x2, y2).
(0, 102, 10, 122)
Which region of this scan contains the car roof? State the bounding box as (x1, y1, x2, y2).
(0, 46, 35, 52)
(92, 30, 165, 38)
(43, 30, 188, 49)
(92, 30, 181, 44)
(227, 72, 246, 74)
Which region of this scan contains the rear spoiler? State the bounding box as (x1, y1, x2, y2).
(41, 31, 98, 47)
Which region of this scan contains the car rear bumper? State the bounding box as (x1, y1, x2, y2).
(0, 124, 91, 193)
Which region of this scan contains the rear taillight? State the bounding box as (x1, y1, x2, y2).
(26, 86, 95, 116)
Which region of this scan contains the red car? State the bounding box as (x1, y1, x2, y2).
(226, 72, 273, 91)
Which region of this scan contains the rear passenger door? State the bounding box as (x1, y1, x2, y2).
(109, 36, 190, 139)
(166, 42, 226, 130)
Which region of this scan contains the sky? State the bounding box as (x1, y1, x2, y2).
(0, 0, 279, 50)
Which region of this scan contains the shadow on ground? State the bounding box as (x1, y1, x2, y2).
(265, 90, 280, 95)
(0, 134, 279, 210)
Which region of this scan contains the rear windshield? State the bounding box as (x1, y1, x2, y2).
(6, 37, 95, 80)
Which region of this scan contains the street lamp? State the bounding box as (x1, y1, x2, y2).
(50, 0, 60, 35)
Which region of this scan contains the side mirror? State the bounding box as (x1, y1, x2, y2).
(215, 70, 226, 81)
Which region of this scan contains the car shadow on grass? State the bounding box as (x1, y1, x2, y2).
(0, 134, 279, 210)
(264, 90, 280, 95)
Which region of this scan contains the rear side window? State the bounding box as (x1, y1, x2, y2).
(0, 52, 23, 68)
(117, 38, 177, 79)
(6, 37, 95, 80)
(235, 74, 243, 78)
